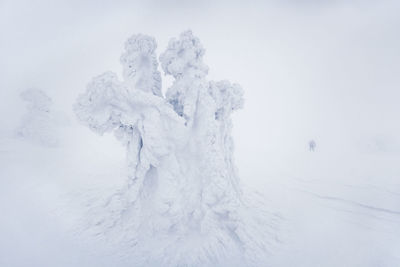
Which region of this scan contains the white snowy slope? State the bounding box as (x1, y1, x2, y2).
(248, 146, 400, 267)
(0, 129, 126, 267)
(1, 110, 399, 267)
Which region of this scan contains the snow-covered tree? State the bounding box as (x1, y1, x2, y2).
(16, 88, 59, 146)
(74, 31, 278, 266)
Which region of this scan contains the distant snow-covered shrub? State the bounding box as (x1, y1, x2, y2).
(16, 88, 60, 147)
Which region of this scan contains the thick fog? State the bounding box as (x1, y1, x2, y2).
(1, 0, 399, 266)
(2, 0, 399, 163)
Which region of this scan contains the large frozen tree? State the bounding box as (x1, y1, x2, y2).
(74, 31, 279, 266)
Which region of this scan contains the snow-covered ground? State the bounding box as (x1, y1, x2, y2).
(0, 128, 126, 266)
(263, 153, 400, 266)
(1, 123, 399, 266)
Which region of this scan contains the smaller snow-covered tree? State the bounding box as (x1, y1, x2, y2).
(16, 88, 59, 146)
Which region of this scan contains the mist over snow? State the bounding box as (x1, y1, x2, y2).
(1, 0, 400, 266)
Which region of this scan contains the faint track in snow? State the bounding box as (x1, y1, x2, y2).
(301, 190, 400, 216)
(341, 182, 400, 197)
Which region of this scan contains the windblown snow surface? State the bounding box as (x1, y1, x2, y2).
(2, 125, 400, 266)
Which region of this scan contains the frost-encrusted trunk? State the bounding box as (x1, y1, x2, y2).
(74, 31, 278, 266)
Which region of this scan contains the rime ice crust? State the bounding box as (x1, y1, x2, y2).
(20, 88, 52, 112)
(159, 30, 208, 79)
(74, 72, 124, 135)
(74, 32, 279, 266)
(160, 31, 210, 125)
(121, 34, 162, 97)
